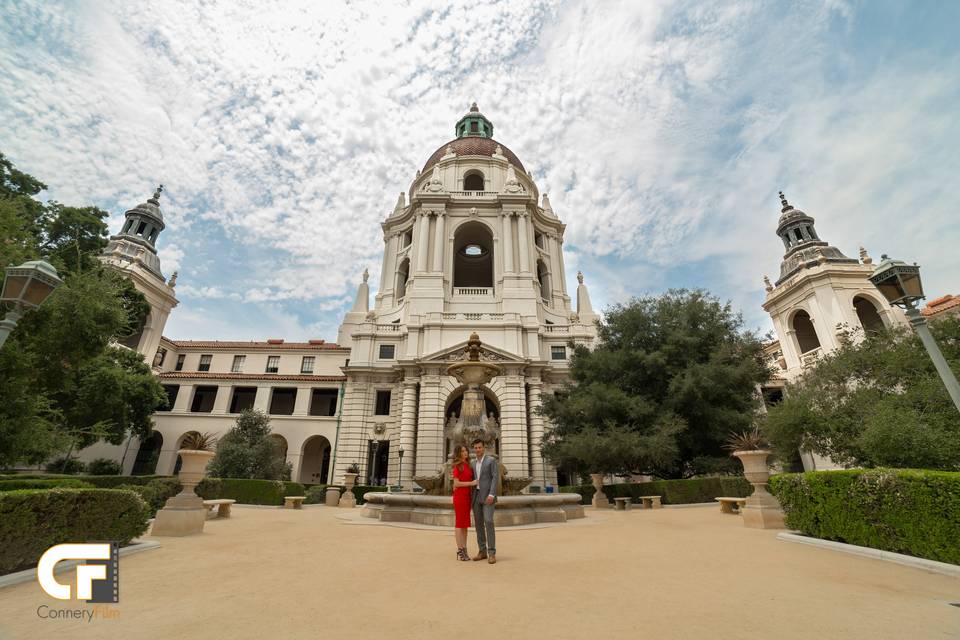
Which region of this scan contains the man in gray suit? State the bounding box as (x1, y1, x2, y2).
(471, 438, 498, 564)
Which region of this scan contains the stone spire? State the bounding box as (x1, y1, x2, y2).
(351, 269, 370, 312)
(541, 193, 553, 213)
(576, 270, 594, 317)
(773, 190, 855, 285)
(394, 192, 406, 215)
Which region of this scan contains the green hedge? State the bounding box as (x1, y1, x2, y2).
(0, 474, 172, 488)
(561, 476, 752, 505)
(769, 469, 960, 565)
(0, 489, 150, 574)
(115, 479, 180, 517)
(196, 478, 305, 505)
(0, 479, 95, 492)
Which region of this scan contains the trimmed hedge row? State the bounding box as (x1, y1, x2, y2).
(561, 476, 752, 505)
(304, 484, 387, 505)
(0, 479, 95, 492)
(0, 474, 172, 488)
(115, 479, 181, 517)
(769, 469, 960, 565)
(0, 489, 150, 574)
(196, 478, 305, 505)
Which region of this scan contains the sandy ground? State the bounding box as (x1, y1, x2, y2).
(1, 504, 958, 640)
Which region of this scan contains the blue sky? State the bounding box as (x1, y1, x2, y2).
(1, 0, 958, 342)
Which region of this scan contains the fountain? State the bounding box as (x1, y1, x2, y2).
(362, 333, 585, 526)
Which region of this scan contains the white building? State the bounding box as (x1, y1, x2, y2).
(83, 105, 599, 491)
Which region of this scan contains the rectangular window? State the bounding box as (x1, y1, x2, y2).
(231, 355, 245, 373)
(175, 354, 185, 371)
(265, 356, 280, 374)
(309, 388, 339, 416)
(190, 386, 218, 413)
(198, 354, 212, 372)
(378, 344, 395, 360)
(269, 388, 297, 415)
(301, 356, 315, 374)
(551, 346, 567, 360)
(229, 387, 257, 413)
(374, 390, 392, 416)
(160, 384, 179, 411)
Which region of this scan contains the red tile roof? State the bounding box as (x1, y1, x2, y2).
(421, 137, 525, 174)
(160, 337, 348, 351)
(158, 372, 346, 382)
(922, 294, 960, 317)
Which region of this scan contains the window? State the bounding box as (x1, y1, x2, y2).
(231, 355, 245, 373)
(175, 354, 185, 371)
(190, 386, 218, 412)
(551, 346, 567, 360)
(792, 310, 821, 354)
(229, 387, 257, 413)
(463, 172, 484, 190)
(374, 390, 392, 416)
(378, 344, 395, 360)
(470, 121, 479, 133)
(265, 356, 280, 373)
(160, 384, 179, 411)
(198, 354, 212, 372)
(136, 221, 147, 235)
(301, 356, 315, 374)
(310, 388, 339, 416)
(269, 388, 297, 415)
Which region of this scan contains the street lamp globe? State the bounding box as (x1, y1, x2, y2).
(0, 260, 63, 348)
(868, 255, 924, 308)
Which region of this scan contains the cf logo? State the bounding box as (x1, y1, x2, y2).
(37, 543, 119, 602)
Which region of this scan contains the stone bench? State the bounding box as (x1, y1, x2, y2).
(203, 499, 236, 519)
(613, 497, 632, 511)
(637, 495, 662, 509)
(715, 497, 747, 514)
(284, 496, 306, 509)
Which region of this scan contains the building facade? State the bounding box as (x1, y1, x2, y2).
(82, 105, 599, 491)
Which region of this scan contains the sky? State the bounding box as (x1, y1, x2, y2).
(1, 0, 958, 342)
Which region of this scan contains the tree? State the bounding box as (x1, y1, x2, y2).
(541, 289, 771, 479)
(761, 319, 960, 470)
(207, 410, 292, 481)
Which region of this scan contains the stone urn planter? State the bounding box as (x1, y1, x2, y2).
(338, 472, 359, 508)
(151, 448, 215, 536)
(733, 450, 785, 529)
(325, 485, 342, 506)
(590, 473, 610, 509)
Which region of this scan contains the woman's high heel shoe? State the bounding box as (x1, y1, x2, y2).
(457, 548, 469, 561)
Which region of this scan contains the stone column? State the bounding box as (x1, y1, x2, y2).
(293, 386, 310, 416)
(517, 212, 530, 273)
(414, 374, 444, 480)
(415, 212, 430, 272)
(212, 385, 231, 414)
(399, 378, 419, 488)
(498, 374, 530, 478)
(172, 384, 194, 412)
(501, 212, 514, 273)
(432, 211, 445, 273)
(527, 377, 547, 489)
(380, 233, 397, 299)
(549, 234, 566, 297)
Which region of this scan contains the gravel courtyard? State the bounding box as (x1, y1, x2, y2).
(1, 504, 957, 640)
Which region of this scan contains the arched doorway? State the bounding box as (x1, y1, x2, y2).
(444, 386, 500, 458)
(299, 435, 332, 484)
(853, 295, 885, 335)
(453, 222, 494, 290)
(792, 310, 821, 353)
(463, 170, 485, 191)
(536, 259, 551, 302)
(132, 432, 163, 475)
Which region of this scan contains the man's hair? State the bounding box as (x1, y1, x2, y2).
(471, 438, 485, 447)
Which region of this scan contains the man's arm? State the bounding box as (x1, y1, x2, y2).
(487, 458, 497, 500)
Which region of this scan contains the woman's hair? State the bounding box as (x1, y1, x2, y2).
(452, 444, 469, 467)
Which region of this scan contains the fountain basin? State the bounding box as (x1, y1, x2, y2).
(361, 492, 585, 527)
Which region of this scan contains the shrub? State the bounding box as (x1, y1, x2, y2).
(207, 410, 290, 480)
(77, 474, 172, 488)
(115, 479, 180, 517)
(0, 488, 150, 574)
(305, 484, 336, 504)
(769, 469, 960, 565)
(44, 457, 85, 475)
(352, 485, 387, 504)
(196, 478, 304, 505)
(0, 479, 95, 491)
(196, 477, 223, 499)
(561, 476, 752, 505)
(86, 458, 123, 475)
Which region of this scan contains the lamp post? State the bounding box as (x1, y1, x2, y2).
(397, 446, 405, 490)
(0, 260, 63, 348)
(869, 255, 960, 413)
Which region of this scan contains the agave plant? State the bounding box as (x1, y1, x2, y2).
(346, 462, 360, 474)
(723, 427, 768, 454)
(180, 431, 218, 452)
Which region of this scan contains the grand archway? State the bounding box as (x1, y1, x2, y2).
(444, 386, 500, 458)
(299, 435, 332, 484)
(132, 431, 163, 475)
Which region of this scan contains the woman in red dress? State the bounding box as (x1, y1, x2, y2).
(451, 444, 477, 561)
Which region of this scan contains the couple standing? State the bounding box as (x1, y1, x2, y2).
(451, 438, 497, 564)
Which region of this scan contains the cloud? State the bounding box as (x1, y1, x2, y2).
(1, 0, 957, 340)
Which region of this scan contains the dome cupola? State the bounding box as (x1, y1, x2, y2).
(455, 102, 494, 138)
(774, 191, 856, 284)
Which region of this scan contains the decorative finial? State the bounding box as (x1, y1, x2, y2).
(859, 246, 872, 265)
(362, 268, 369, 283)
(577, 271, 584, 285)
(880, 253, 889, 260)
(763, 275, 773, 292)
(150, 184, 164, 203)
(168, 270, 178, 287)
(470, 102, 479, 112)
(778, 190, 793, 213)
(494, 144, 503, 155)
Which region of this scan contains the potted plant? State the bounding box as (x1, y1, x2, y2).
(338, 463, 361, 508)
(151, 431, 218, 536)
(724, 428, 784, 529)
(176, 431, 218, 497)
(589, 473, 610, 509)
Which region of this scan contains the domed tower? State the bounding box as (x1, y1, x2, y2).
(335, 106, 598, 491)
(762, 191, 904, 375)
(100, 185, 179, 365)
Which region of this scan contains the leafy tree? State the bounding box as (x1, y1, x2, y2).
(542, 289, 771, 479)
(761, 319, 960, 470)
(207, 410, 292, 481)
(41, 202, 109, 274)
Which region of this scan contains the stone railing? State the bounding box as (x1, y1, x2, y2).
(800, 347, 822, 368)
(543, 325, 570, 333)
(439, 312, 507, 322)
(453, 287, 493, 296)
(449, 191, 499, 197)
(376, 324, 402, 332)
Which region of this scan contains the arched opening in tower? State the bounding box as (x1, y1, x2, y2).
(463, 171, 485, 191)
(396, 257, 410, 300)
(453, 222, 494, 289)
(853, 296, 885, 335)
(537, 259, 551, 302)
(792, 310, 821, 353)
